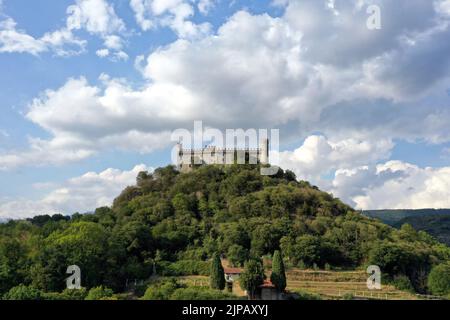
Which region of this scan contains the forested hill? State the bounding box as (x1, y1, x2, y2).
(393, 214, 450, 246)
(1, 164, 449, 297)
(363, 209, 450, 225)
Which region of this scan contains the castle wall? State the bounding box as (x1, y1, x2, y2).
(176, 139, 269, 171)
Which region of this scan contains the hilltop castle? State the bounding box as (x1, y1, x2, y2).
(176, 139, 269, 172)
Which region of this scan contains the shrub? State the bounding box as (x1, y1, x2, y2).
(342, 293, 354, 300)
(291, 290, 322, 300)
(170, 287, 238, 300)
(427, 263, 450, 296)
(85, 286, 114, 300)
(158, 260, 210, 276)
(391, 275, 414, 292)
(142, 279, 183, 300)
(298, 260, 306, 270)
(3, 285, 42, 300)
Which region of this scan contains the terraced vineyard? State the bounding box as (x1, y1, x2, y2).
(178, 269, 429, 300)
(286, 269, 418, 300)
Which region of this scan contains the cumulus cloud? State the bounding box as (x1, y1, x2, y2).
(66, 0, 128, 59)
(0, 0, 127, 58)
(3, 0, 450, 211)
(277, 135, 394, 182)
(0, 17, 86, 56)
(129, 0, 211, 38)
(330, 161, 450, 210)
(66, 0, 125, 35)
(3, 2, 450, 170)
(0, 164, 152, 220)
(277, 137, 450, 210)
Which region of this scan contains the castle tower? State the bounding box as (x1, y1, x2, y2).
(175, 142, 182, 170)
(259, 138, 269, 164)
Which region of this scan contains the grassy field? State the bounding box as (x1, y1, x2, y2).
(286, 269, 417, 300)
(178, 269, 420, 300)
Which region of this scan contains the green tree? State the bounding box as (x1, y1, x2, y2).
(270, 250, 286, 291)
(210, 253, 225, 290)
(85, 286, 114, 300)
(3, 285, 42, 300)
(427, 263, 450, 296)
(0, 238, 29, 294)
(240, 259, 265, 299)
(227, 245, 248, 267)
(142, 279, 182, 300)
(35, 221, 109, 292)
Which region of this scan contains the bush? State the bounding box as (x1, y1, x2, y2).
(3, 285, 42, 300)
(158, 260, 210, 276)
(342, 293, 354, 300)
(391, 275, 414, 292)
(298, 260, 306, 270)
(33, 288, 88, 300)
(142, 279, 183, 300)
(427, 263, 450, 296)
(291, 290, 322, 300)
(85, 286, 114, 300)
(170, 287, 238, 300)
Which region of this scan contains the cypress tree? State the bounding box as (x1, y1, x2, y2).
(270, 250, 286, 292)
(240, 259, 265, 299)
(210, 253, 225, 290)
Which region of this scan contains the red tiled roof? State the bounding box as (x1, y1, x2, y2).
(259, 280, 276, 288)
(224, 267, 243, 274)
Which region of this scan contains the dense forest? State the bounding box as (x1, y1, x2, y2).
(393, 214, 450, 246)
(1, 164, 450, 299)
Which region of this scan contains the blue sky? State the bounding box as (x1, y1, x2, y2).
(1, 0, 450, 219)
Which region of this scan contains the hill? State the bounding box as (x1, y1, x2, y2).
(1, 164, 449, 299)
(393, 214, 450, 246)
(363, 209, 450, 226)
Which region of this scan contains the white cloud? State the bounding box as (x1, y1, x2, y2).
(96, 36, 128, 61)
(331, 161, 450, 210)
(0, 0, 127, 59)
(96, 48, 109, 57)
(0, 17, 86, 56)
(113, 50, 129, 61)
(198, 0, 215, 15)
(0, 18, 47, 55)
(103, 35, 123, 50)
(66, 0, 125, 35)
(129, 0, 211, 39)
(0, 164, 152, 219)
(4, 2, 450, 170)
(130, 0, 154, 31)
(3, 1, 450, 211)
(277, 135, 393, 182)
(435, 0, 450, 16)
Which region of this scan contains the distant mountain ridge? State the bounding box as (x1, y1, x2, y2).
(363, 209, 450, 246)
(362, 209, 450, 226)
